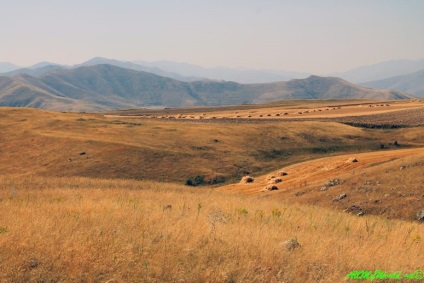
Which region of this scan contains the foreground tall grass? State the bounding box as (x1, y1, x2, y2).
(0, 176, 422, 282)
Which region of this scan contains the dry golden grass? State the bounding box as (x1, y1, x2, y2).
(220, 148, 424, 221)
(0, 175, 423, 282)
(1, 105, 423, 282)
(1, 107, 423, 185)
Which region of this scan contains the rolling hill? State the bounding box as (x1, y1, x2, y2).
(361, 69, 424, 97)
(0, 64, 416, 111)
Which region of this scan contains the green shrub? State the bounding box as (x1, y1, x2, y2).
(185, 175, 205, 186)
(0, 226, 8, 234)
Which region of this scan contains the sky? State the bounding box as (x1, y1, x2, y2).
(0, 0, 423, 74)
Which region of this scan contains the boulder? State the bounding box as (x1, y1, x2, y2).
(335, 193, 347, 201)
(417, 210, 424, 222)
(327, 178, 340, 186)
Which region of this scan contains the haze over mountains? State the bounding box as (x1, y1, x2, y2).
(133, 60, 310, 83)
(361, 69, 424, 97)
(333, 59, 424, 83)
(0, 62, 22, 73)
(2, 57, 424, 84)
(0, 63, 415, 112)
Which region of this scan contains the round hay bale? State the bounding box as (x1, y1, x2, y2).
(268, 178, 282, 184)
(266, 175, 276, 181)
(279, 171, 288, 176)
(264, 185, 278, 191)
(240, 176, 255, 184)
(347, 157, 358, 163)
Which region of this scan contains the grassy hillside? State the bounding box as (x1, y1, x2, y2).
(1, 108, 423, 185)
(0, 176, 422, 282)
(0, 76, 94, 111)
(220, 148, 424, 221)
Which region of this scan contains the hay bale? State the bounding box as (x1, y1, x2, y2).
(240, 176, 255, 184)
(268, 178, 282, 184)
(279, 171, 288, 176)
(263, 185, 278, 191)
(347, 157, 358, 163)
(266, 175, 276, 181)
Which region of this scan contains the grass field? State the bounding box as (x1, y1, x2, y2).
(1, 106, 423, 185)
(0, 101, 423, 282)
(0, 176, 423, 282)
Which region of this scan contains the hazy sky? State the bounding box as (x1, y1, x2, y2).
(1, 0, 423, 74)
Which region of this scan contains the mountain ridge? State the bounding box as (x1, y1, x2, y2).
(361, 69, 424, 97)
(333, 59, 424, 83)
(0, 64, 416, 112)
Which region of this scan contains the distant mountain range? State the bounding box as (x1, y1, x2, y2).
(133, 60, 310, 83)
(2, 57, 424, 85)
(0, 64, 64, 77)
(79, 57, 204, 82)
(333, 59, 424, 83)
(361, 69, 424, 97)
(0, 64, 414, 112)
(0, 62, 22, 73)
(0, 58, 202, 82)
